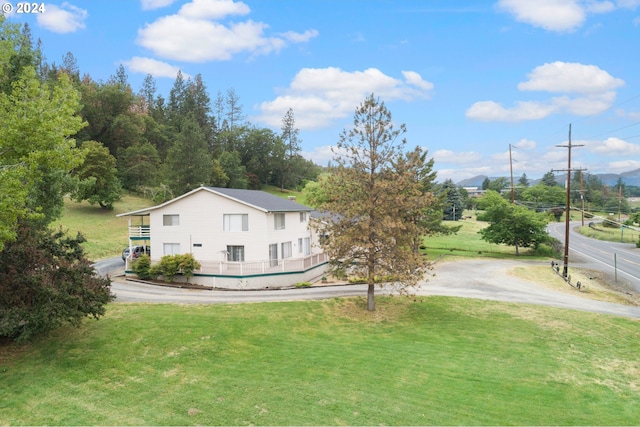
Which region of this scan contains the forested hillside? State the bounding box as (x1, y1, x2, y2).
(35, 25, 322, 207)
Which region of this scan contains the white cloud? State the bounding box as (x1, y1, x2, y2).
(551, 92, 617, 115)
(518, 62, 624, 94)
(466, 100, 558, 121)
(514, 138, 537, 149)
(37, 2, 87, 33)
(587, 137, 640, 155)
(123, 57, 190, 79)
(585, 1, 616, 13)
(497, 0, 638, 32)
(301, 145, 343, 166)
(496, 0, 586, 32)
(256, 67, 434, 130)
(402, 71, 435, 91)
(141, 0, 178, 10)
(279, 29, 320, 43)
(617, 0, 640, 9)
(467, 62, 624, 121)
(136, 0, 317, 62)
(178, 0, 250, 19)
(608, 159, 640, 171)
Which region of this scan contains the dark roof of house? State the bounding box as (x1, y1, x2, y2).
(206, 187, 312, 212)
(117, 186, 314, 217)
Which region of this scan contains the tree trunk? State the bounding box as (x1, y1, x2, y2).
(367, 284, 375, 311)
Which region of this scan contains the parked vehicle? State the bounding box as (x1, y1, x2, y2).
(122, 245, 150, 261)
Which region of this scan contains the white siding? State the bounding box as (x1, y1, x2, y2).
(148, 189, 317, 264)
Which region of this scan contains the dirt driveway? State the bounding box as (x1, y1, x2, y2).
(419, 258, 640, 318)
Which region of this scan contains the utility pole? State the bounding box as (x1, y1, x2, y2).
(553, 124, 585, 279)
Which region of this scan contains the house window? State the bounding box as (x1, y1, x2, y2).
(227, 245, 244, 262)
(282, 241, 292, 259)
(300, 212, 307, 222)
(163, 214, 179, 226)
(304, 237, 311, 256)
(223, 214, 248, 232)
(298, 238, 303, 253)
(163, 243, 180, 255)
(274, 213, 285, 230)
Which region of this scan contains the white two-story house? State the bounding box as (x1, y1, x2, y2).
(117, 186, 328, 289)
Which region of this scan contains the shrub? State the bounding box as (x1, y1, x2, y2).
(295, 282, 312, 288)
(178, 253, 201, 282)
(0, 222, 113, 342)
(132, 254, 152, 280)
(151, 255, 181, 282)
(148, 253, 201, 283)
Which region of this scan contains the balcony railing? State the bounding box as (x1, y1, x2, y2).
(128, 225, 150, 239)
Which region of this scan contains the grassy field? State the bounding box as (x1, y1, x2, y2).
(420, 215, 548, 259)
(50, 194, 155, 261)
(1, 297, 639, 425)
(577, 224, 640, 245)
(262, 184, 308, 205)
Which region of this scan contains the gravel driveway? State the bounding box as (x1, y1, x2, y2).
(419, 258, 640, 318)
(111, 258, 640, 319)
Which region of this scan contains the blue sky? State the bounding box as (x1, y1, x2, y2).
(5, 0, 640, 182)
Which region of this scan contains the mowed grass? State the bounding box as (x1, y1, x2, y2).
(262, 184, 309, 205)
(577, 224, 640, 245)
(51, 194, 155, 261)
(1, 297, 639, 426)
(421, 216, 530, 259)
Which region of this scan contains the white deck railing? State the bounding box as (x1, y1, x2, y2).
(197, 253, 328, 276)
(128, 225, 151, 239)
(126, 253, 328, 277)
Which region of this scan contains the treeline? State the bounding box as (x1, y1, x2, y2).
(480, 171, 635, 214)
(41, 38, 321, 207)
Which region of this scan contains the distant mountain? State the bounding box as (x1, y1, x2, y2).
(457, 175, 490, 188)
(618, 169, 640, 186)
(455, 169, 640, 188)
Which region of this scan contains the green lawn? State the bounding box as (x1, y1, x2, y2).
(421, 216, 543, 259)
(262, 184, 309, 205)
(1, 297, 639, 425)
(51, 194, 155, 261)
(577, 224, 640, 245)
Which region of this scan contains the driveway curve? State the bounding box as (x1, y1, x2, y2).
(110, 258, 640, 319)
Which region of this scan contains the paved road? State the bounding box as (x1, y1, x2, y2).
(109, 258, 640, 319)
(93, 257, 125, 278)
(547, 221, 640, 292)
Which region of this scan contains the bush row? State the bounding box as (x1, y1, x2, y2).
(132, 253, 201, 282)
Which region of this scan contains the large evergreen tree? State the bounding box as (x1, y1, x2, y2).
(164, 114, 213, 195)
(314, 94, 432, 311)
(441, 179, 464, 221)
